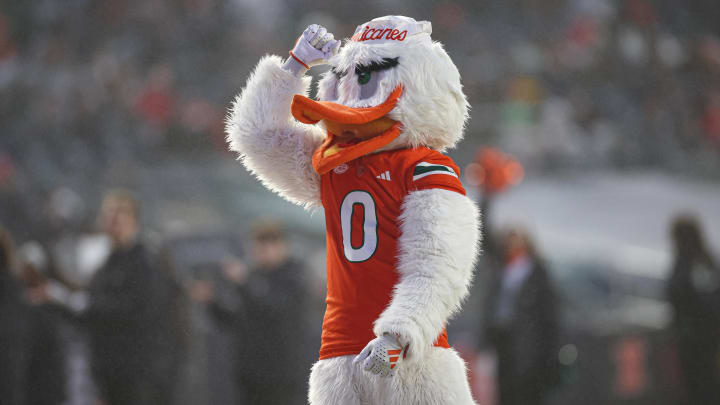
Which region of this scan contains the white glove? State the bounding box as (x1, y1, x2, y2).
(284, 24, 340, 76)
(353, 334, 405, 378)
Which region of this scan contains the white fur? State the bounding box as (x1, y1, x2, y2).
(317, 37, 470, 152)
(373, 189, 480, 360)
(309, 348, 477, 405)
(226, 55, 325, 208)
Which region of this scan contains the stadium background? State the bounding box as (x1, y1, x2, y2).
(1, 0, 720, 404)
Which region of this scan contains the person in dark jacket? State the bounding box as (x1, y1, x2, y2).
(0, 227, 66, 405)
(84, 190, 185, 405)
(666, 214, 720, 405)
(191, 220, 311, 404)
(0, 226, 27, 405)
(483, 227, 559, 405)
(17, 242, 67, 405)
(480, 197, 559, 405)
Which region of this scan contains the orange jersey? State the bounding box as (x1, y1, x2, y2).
(318, 146, 466, 360)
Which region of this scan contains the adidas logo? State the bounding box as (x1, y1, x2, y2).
(376, 171, 391, 181)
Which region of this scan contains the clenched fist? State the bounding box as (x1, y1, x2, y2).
(284, 24, 340, 76)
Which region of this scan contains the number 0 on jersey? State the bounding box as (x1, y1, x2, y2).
(340, 191, 378, 262)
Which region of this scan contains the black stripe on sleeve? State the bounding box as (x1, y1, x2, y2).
(413, 165, 453, 176)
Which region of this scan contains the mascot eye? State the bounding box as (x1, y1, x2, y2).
(357, 71, 371, 85)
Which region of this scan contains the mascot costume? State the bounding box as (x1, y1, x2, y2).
(226, 15, 480, 405)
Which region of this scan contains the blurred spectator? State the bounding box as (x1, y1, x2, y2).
(480, 194, 560, 405)
(83, 189, 187, 405)
(135, 63, 176, 146)
(0, 225, 25, 405)
(191, 220, 311, 405)
(666, 214, 720, 404)
(0, 226, 66, 405)
(15, 241, 67, 405)
(703, 90, 720, 145)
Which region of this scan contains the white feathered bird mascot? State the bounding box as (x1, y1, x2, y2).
(226, 15, 480, 405)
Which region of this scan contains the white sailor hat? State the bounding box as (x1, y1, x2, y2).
(350, 15, 432, 45)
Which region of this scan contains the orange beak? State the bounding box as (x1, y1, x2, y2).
(291, 86, 404, 174)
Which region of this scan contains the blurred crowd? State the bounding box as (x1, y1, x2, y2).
(0, 189, 320, 405)
(1, 0, 720, 405)
(1, 0, 720, 232)
(2, 186, 719, 405)
(1, 0, 720, 239)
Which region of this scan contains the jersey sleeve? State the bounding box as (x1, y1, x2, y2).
(407, 154, 466, 195)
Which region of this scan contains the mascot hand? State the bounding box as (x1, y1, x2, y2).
(288, 24, 340, 70)
(353, 334, 405, 378)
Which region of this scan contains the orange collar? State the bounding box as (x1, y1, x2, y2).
(290, 86, 404, 175)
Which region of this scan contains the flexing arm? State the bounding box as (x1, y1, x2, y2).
(373, 188, 480, 360)
(225, 26, 339, 208)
